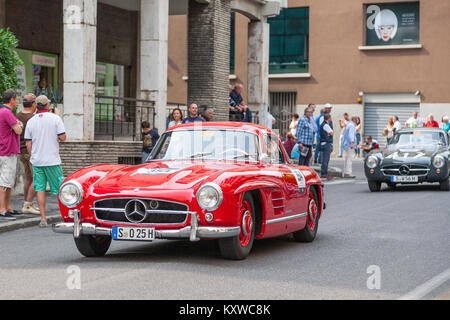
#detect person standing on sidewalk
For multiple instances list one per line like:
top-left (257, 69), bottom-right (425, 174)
top-left (342, 116), bottom-right (357, 178)
top-left (16, 94), bottom-right (40, 215)
top-left (296, 107), bottom-right (315, 166)
top-left (320, 113), bottom-right (334, 180)
top-left (0, 90), bottom-right (24, 221)
top-left (24, 95), bottom-right (66, 227)
top-left (338, 113), bottom-right (349, 158)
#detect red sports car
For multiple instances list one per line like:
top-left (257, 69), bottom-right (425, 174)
top-left (53, 122), bottom-right (325, 260)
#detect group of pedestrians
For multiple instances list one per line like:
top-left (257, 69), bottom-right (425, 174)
top-left (0, 90), bottom-right (65, 226)
top-left (286, 103), bottom-right (338, 180)
top-left (382, 112), bottom-right (450, 145)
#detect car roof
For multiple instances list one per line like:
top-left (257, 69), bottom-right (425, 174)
top-left (166, 121), bottom-right (274, 135)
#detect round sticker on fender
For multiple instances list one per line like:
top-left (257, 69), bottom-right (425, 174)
top-left (288, 167), bottom-right (306, 194)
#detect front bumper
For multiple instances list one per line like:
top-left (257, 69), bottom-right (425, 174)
top-left (52, 210), bottom-right (241, 242)
top-left (365, 164), bottom-right (449, 183)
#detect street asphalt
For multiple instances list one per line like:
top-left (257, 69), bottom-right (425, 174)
top-left (0, 158), bottom-right (448, 300)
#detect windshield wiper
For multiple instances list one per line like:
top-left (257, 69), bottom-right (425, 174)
top-left (230, 153), bottom-right (253, 160)
top-left (189, 152), bottom-right (212, 159)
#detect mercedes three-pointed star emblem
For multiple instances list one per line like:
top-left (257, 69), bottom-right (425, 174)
top-left (124, 199), bottom-right (147, 223)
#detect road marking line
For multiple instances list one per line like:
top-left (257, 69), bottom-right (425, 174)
top-left (324, 180), bottom-right (356, 185)
top-left (398, 267), bottom-right (450, 300)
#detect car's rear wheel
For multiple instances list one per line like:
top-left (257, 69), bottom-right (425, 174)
top-left (74, 235), bottom-right (112, 257)
top-left (368, 180), bottom-right (382, 192)
top-left (293, 187), bottom-right (319, 242)
top-left (439, 177), bottom-right (450, 191)
top-left (218, 193), bottom-right (255, 260)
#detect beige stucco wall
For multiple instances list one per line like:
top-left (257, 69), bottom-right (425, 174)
top-left (269, 0), bottom-right (450, 105)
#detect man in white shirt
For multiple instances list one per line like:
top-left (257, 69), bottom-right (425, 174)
top-left (25, 95), bottom-right (66, 227)
top-left (393, 116), bottom-right (402, 132)
top-left (266, 112), bottom-right (276, 130)
top-left (405, 112), bottom-right (423, 128)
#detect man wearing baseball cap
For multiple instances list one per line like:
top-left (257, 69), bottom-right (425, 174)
top-left (24, 95), bottom-right (66, 227)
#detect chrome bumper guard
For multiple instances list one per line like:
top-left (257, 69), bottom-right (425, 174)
top-left (52, 210), bottom-right (241, 242)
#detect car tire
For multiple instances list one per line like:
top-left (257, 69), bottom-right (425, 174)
top-left (218, 193), bottom-right (255, 260)
top-left (293, 187), bottom-right (319, 243)
top-left (439, 177), bottom-right (450, 191)
top-left (368, 180), bottom-right (382, 192)
top-left (74, 235), bottom-right (112, 257)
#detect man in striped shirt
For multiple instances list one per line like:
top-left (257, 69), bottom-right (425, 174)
top-left (296, 107), bottom-right (315, 166)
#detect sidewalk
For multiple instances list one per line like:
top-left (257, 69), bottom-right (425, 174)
top-left (0, 194), bottom-right (61, 234)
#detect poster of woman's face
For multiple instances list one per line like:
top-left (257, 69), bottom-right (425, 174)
top-left (374, 9), bottom-right (398, 42)
top-left (365, 3), bottom-right (419, 46)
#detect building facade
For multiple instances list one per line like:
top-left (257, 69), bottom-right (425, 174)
top-left (169, 0), bottom-right (450, 149)
top-left (1, 0), bottom-right (449, 182)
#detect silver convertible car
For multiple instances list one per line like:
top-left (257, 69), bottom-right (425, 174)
top-left (364, 128), bottom-right (450, 192)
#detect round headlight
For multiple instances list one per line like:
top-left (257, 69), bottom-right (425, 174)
top-left (59, 180), bottom-right (84, 208)
top-left (433, 155), bottom-right (445, 168)
top-left (196, 183), bottom-right (223, 211)
top-left (366, 156), bottom-right (379, 169)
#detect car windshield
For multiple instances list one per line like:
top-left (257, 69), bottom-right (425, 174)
top-left (148, 129), bottom-right (260, 162)
top-left (388, 131), bottom-right (446, 149)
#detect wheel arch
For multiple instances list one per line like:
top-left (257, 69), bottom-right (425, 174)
top-left (244, 189), bottom-right (264, 238)
top-left (308, 184), bottom-right (324, 218)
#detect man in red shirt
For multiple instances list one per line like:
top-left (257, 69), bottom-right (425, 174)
top-left (0, 90), bottom-right (23, 220)
top-left (425, 114), bottom-right (439, 128)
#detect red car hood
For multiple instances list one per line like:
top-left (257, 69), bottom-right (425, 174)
top-left (94, 160), bottom-right (251, 191)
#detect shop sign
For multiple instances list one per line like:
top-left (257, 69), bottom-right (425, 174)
top-left (32, 54), bottom-right (57, 67)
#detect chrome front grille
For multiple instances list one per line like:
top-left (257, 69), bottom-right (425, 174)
top-left (92, 198), bottom-right (189, 225)
top-left (381, 164), bottom-right (429, 176)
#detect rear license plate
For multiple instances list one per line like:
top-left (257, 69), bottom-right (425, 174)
top-left (391, 176), bottom-right (419, 183)
top-left (112, 226), bottom-right (155, 241)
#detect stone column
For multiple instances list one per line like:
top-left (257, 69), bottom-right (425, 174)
top-left (139, 0), bottom-right (168, 134)
top-left (63, 0), bottom-right (97, 141)
top-left (247, 19), bottom-right (270, 126)
top-left (188, 0), bottom-right (230, 121)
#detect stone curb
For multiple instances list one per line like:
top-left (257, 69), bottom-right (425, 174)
top-left (0, 213), bottom-right (61, 234)
top-left (310, 165), bottom-right (343, 178)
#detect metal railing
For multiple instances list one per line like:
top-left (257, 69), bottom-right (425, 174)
top-left (94, 95), bottom-right (155, 141)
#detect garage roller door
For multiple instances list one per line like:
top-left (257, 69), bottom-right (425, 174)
top-left (364, 103), bottom-right (420, 148)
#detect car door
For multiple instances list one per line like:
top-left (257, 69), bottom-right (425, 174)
top-left (262, 134), bottom-right (307, 237)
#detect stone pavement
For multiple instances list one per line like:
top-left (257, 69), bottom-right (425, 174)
top-left (0, 194), bottom-right (61, 234)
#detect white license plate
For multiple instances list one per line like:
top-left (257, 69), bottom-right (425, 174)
top-left (112, 226), bottom-right (155, 241)
top-left (391, 176), bottom-right (419, 183)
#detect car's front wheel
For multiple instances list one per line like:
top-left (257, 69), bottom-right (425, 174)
top-left (293, 187), bottom-right (319, 242)
top-left (439, 177), bottom-right (450, 191)
top-left (218, 193), bottom-right (255, 260)
top-left (368, 180), bottom-right (382, 192)
top-left (74, 235), bottom-right (112, 257)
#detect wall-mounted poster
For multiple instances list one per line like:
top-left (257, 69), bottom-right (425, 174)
top-left (366, 2), bottom-right (419, 46)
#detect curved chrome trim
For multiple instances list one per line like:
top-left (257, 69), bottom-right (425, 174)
top-left (196, 182), bottom-right (223, 211)
top-left (266, 212), bottom-right (307, 225)
top-left (52, 222), bottom-right (240, 240)
top-left (58, 180), bottom-right (84, 208)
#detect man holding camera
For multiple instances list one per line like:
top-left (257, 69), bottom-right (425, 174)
top-left (25, 95), bottom-right (66, 227)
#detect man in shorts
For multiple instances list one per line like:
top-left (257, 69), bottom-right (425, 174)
top-left (16, 94), bottom-right (40, 215)
top-left (0, 90), bottom-right (24, 220)
top-left (25, 95), bottom-right (66, 227)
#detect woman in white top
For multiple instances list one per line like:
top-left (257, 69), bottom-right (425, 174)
top-left (383, 117), bottom-right (395, 144)
top-left (168, 108), bottom-right (183, 128)
top-left (289, 113), bottom-right (300, 137)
